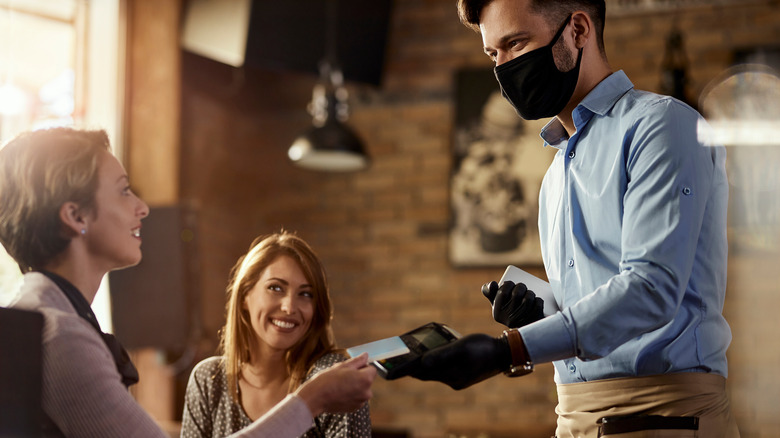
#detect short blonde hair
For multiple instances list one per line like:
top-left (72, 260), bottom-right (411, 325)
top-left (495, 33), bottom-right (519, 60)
top-left (0, 128), bottom-right (110, 272)
top-left (220, 230), bottom-right (336, 402)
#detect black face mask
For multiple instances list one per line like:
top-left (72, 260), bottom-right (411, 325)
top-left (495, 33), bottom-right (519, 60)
top-left (494, 15), bottom-right (582, 120)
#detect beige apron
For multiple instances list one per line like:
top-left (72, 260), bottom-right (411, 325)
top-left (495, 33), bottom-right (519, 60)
top-left (554, 373), bottom-right (740, 438)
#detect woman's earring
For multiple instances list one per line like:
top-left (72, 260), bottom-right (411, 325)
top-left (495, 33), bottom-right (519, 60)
top-left (81, 228), bottom-right (87, 235)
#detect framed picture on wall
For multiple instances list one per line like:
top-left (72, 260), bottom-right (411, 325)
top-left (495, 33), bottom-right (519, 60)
top-left (448, 68), bottom-right (556, 267)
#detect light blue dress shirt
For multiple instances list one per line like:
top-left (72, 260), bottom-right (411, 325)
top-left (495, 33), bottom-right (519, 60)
top-left (519, 70), bottom-right (731, 384)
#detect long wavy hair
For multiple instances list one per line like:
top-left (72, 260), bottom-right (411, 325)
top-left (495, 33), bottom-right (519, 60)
top-left (220, 230), bottom-right (336, 402)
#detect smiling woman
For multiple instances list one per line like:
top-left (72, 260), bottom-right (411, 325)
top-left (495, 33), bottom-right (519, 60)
top-left (242, 255), bottom-right (315, 358)
top-left (0, 127), bottom-right (164, 436)
top-left (181, 231), bottom-right (372, 438)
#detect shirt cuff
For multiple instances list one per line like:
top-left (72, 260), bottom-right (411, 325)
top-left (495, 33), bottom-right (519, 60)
top-left (519, 311), bottom-right (577, 364)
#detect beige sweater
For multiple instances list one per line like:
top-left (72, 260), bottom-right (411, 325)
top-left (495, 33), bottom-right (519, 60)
top-left (9, 272), bottom-right (314, 438)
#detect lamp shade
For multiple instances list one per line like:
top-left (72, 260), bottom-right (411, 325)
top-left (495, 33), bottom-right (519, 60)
top-left (288, 119), bottom-right (369, 172)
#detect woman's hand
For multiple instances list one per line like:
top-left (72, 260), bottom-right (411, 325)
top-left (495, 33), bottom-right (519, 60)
top-left (295, 353), bottom-right (377, 416)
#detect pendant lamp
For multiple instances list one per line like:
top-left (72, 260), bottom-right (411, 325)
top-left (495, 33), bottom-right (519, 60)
top-left (287, 0), bottom-right (369, 172)
top-left (288, 63), bottom-right (369, 171)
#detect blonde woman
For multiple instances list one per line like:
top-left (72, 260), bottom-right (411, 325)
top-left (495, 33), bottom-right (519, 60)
top-left (181, 231), bottom-right (372, 438)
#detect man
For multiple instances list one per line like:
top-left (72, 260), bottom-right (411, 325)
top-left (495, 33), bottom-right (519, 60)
top-left (410, 1), bottom-right (739, 436)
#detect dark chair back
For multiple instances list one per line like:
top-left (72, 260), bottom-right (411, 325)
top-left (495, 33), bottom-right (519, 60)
top-left (0, 306), bottom-right (43, 438)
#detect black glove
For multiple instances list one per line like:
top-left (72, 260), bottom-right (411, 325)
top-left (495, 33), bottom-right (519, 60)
top-left (409, 333), bottom-right (511, 390)
top-left (482, 280), bottom-right (544, 328)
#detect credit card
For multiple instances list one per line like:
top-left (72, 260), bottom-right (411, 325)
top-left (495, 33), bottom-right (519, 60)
top-left (346, 336), bottom-right (411, 362)
top-left (500, 264), bottom-right (559, 315)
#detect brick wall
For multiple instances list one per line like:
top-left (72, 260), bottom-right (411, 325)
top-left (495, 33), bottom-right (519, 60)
top-left (180, 1), bottom-right (780, 436)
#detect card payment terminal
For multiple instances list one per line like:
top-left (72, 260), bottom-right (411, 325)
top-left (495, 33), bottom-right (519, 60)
top-left (347, 322), bottom-right (462, 380)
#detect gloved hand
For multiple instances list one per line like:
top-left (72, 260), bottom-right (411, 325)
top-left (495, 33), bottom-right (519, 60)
top-left (482, 280), bottom-right (544, 328)
top-left (409, 333), bottom-right (511, 390)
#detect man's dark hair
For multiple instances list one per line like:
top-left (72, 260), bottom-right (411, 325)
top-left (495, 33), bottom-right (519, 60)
top-left (457, 0), bottom-right (606, 54)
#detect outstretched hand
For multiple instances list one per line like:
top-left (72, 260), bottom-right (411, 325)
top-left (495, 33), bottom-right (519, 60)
top-left (296, 353), bottom-right (377, 416)
top-left (482, 280), bottom-right (544, 328)
top-left (409, 333), bottom-right (511, 390)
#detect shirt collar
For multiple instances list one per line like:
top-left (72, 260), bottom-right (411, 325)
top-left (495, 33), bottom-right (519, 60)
top-left (40, 270), bottom-right (140, 387)
top-left (41, 270), bottom-right (102, 332)
top-left (540, 118), bottom-right (568, 149)
top-left (541, 70), bottom-right (634, 149)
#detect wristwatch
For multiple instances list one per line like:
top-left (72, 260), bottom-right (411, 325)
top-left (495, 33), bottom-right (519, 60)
top-left (503, 328), bottom-right (534, 377)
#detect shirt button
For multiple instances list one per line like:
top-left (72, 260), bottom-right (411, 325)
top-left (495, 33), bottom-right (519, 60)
top-left (568, 363), bottom-right (576, 373)
top-left (568, 150), bottom-right (576, 159)
top-left (568, 259), bottom-right (574, 267)
top-left (682, 187), bottom-right (692, 195)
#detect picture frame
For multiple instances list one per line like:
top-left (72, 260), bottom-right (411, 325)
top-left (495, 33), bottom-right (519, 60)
top-left (448, 68), bottom-right (556, 267)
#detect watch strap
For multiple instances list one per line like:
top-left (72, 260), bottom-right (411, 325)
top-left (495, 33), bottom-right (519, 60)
top-left (503, 328), bottom-right (533, 377)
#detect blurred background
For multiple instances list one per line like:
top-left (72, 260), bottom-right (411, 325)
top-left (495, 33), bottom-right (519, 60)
top-left (0, 0), bottom-right (778, 437)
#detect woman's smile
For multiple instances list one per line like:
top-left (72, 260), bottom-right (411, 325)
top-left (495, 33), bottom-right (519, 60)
top-left (269, 317), bottom-right (298, 331)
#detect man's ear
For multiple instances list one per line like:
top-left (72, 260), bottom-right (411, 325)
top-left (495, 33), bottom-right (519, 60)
top-left (571, 11), bottom-right (592, 49)
top-left (59, 202), bottom-right (87, 237)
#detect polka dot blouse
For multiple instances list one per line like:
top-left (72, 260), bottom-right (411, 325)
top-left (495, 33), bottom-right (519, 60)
top-left (180, 352), bottom-right (372, 438)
